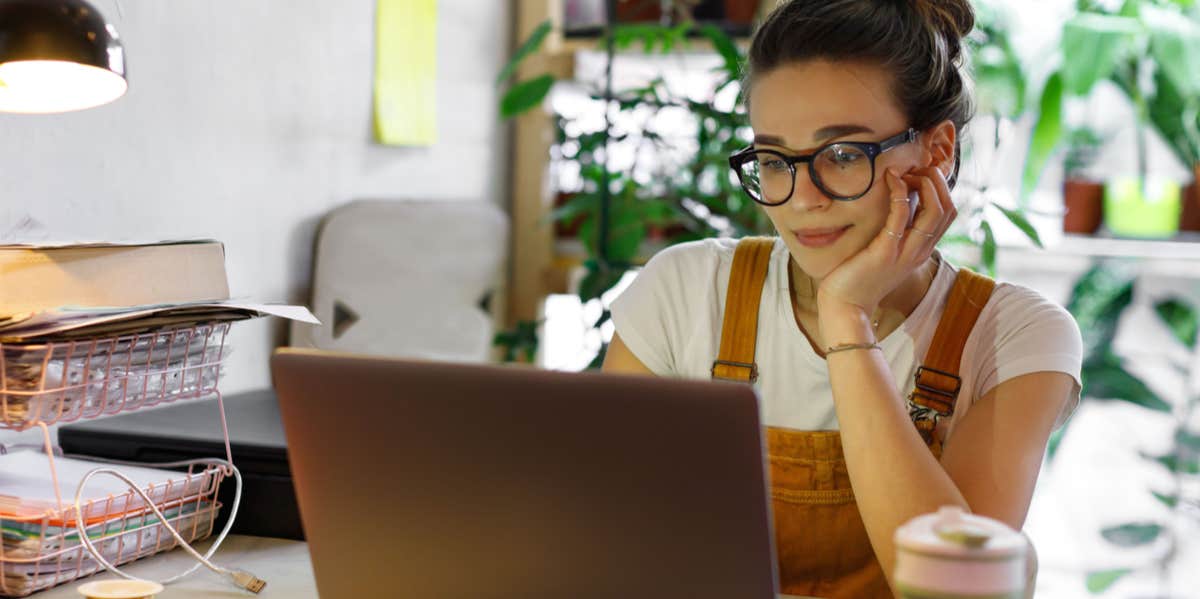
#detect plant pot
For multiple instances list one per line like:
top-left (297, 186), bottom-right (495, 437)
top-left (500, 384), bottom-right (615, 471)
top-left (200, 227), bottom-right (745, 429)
top-left (615, 0), bottom-right (662, 23)
top-left (723, 0), bottom-right (759, 24)
top-left (1180, 164), bottom-right (1200, 232)
top-left (1062, 180), bottom-right (1104, 234)
top-left (1103, 176), bottom-right (1182, 239)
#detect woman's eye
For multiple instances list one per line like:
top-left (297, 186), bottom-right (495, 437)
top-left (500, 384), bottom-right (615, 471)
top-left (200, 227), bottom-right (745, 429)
top-left (760, 157), bottom-right (788, 171)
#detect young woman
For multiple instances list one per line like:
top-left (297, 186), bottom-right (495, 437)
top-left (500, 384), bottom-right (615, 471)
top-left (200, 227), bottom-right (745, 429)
top-left (602, 1), bottom-right (1083, 597)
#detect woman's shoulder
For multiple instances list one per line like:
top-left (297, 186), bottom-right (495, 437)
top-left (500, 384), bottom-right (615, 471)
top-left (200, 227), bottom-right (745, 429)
top-left (642, 236), bottom-right (781, 277)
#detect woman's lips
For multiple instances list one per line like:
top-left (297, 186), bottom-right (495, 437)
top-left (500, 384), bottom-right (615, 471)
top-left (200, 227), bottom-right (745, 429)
top-left (792, 226), bottom-right (850, 248)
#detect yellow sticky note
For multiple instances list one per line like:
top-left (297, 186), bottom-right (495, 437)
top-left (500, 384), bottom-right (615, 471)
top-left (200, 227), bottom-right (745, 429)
top-left (374, 0), bottom-right (437, 146)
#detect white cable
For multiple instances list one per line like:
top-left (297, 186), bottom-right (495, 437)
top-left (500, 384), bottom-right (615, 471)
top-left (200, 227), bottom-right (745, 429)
top-left (69, 457), bottom-right (264, 592)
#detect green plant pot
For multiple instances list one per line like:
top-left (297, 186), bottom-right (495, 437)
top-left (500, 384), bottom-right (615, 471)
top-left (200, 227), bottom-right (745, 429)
top-left (1103, 176), bottom-right (1181, 238)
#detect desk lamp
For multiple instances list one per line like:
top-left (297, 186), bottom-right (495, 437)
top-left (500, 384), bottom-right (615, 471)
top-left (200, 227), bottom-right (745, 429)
top-left (0, 0), bottom-right (126, 113)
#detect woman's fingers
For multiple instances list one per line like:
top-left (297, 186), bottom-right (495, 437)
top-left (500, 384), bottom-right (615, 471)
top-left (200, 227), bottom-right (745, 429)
top-left (880, 169), bottom-right (914, 253)
top-left (900, 169), bottom-right (947, 260)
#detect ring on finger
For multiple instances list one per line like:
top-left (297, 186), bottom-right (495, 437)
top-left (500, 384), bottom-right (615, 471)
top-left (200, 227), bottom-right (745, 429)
top-left (911, 228), bottom-right (936, 238)
top-left (885, 229), bottom-right (903, 239)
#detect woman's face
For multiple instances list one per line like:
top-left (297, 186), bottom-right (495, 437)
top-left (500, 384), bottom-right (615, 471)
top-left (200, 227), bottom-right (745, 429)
top-left (747, 59), bottom-right (928, 280)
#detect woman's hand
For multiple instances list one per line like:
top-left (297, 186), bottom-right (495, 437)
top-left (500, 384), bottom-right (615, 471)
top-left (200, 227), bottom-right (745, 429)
top-left (815, 165), bottom-right (957, 338)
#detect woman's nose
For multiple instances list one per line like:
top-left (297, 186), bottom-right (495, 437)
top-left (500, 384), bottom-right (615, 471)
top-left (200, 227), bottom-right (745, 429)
top-left (787, 169), bottom-right (831, 212)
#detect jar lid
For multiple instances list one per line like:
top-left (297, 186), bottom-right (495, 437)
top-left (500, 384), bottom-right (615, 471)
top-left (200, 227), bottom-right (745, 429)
top-left (894, 506), bottom-right (1026, 560)
top-left (76, 580), bottom-right (164, 599)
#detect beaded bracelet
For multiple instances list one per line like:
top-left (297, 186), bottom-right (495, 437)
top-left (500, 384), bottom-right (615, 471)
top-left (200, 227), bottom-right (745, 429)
top-left (825, 342), bottom-right (882, 355)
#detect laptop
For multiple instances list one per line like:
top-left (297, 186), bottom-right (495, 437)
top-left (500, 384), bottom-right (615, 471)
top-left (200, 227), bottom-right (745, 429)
top-left (270, 348), bottom-right (778, 599)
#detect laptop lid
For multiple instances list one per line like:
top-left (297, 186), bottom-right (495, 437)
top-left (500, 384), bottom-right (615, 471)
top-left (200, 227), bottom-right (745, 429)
top-left (270, 348), bottom-right (777, 599)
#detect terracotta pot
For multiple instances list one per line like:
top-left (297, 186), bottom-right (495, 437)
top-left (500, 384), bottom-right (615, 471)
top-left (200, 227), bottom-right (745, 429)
top-left (615, 0), bottom-right (662, 22)
top-left (723, 0), bottom-right (759, 24)
top-left (1181, 164), bottom-right (1200, 232)
top-left (1062, 180), bottom-right (1104, 234)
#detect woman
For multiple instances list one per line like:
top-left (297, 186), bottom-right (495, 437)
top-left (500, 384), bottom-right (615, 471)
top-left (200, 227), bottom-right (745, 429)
top-left (602, 1), bottom-right (1083, 597)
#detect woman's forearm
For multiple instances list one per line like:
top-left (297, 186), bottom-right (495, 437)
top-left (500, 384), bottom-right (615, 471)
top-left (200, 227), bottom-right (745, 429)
top-left (820, 302), bottom-right (968, 589)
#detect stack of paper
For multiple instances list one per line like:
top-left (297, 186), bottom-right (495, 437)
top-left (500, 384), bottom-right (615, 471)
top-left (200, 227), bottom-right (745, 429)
top-left (0, 451), bottom-right (221, 596)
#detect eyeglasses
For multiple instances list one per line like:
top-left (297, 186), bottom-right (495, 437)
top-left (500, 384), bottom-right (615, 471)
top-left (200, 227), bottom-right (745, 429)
top-left (728, 128), bottom-right (919, 205)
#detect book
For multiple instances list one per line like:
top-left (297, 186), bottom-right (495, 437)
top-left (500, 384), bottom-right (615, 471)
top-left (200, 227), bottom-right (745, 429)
top-left (0, 241), bottom-right (229, 318)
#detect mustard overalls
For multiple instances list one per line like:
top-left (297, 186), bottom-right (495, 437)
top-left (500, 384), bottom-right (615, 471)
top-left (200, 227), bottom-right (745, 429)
top-left (710, 237), bottom-right (996, 598)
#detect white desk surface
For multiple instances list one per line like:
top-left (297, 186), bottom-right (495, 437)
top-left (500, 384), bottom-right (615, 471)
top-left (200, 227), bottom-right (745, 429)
top-left (28, 535), bottom-right (815, 599)
top-left (31, 535), bottom-right (317, 599)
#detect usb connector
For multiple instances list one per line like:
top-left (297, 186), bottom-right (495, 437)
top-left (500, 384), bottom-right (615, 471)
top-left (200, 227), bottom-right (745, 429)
top-left (229, 569), bottom-right (267, 594)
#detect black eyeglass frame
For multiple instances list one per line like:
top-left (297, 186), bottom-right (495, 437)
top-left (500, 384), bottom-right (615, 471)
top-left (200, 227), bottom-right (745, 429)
top-left (728, 128), bottom-right (919, 204)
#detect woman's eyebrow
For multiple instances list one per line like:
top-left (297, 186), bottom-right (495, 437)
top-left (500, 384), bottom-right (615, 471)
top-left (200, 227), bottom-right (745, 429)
top-left (753, 124), bottom-right (877, 149)
top-left (812, 124), bottom-right (875, 141)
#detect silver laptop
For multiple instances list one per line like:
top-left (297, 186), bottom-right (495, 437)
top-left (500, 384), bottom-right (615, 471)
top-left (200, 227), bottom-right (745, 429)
top-left (270, 348), bottom-right (778, 598)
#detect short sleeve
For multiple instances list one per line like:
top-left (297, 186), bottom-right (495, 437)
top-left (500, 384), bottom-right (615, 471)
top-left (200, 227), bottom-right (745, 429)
top-left (609, 241), bottom-right (715, 376)
top-left (967, 284), bottom-right (1084, 429)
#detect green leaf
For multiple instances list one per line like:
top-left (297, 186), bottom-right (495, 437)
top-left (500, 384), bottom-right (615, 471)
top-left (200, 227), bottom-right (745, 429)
top-left (496, 20), bottom-right (552, 87)
top-left (1143, 4), bottom-right (1200, 98)
top-left (993, 203), bottom-right (1044, 248)
top-left (1022, 72), bottom-right (1064, 201)
top-left (1067, 264), bottom-right (1135, 361)
top-left (699, 24), bottom-right (742, 81)
top-left (1082, 355), bottom-right (1171, 412)
top-left (1148, 453), bottom-right (1200, 474)
top-left (1154, 298), bottom-right (1198, 348)
top-left (578, 261), bottom-right (627, 302)
top-left (500, 74), bottom-right (555, 119)
top-left (1177, 429), bottom-right (1200, 452)
top-left (1061, 14), bottom-right (1141, 97)
top-left (980, 220), bottom-right (997, 276)
top-left (1153, 491), bottom-right (1179, 508)
top-left (1086, 569), bottom-right (1132, 593)
top-left (1101, 523), bottom-right (1163, 547)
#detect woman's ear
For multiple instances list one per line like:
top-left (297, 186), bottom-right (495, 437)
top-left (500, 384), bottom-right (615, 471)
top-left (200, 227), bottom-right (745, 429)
top-left (923, 120), bottom-right (957, 179)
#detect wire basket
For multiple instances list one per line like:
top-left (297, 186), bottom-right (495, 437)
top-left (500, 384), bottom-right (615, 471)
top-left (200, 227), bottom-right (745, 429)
top-left (0, 323), bottom-right (229, 430)
top-left (0, 461), bottom-right (224, 597)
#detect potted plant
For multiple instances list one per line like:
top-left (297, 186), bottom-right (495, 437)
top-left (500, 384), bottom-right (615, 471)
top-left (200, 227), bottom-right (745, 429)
top-left (1020, 0), bottom-right (1200, 236)
top-left (1062, 126), bottom-right (1106, 234)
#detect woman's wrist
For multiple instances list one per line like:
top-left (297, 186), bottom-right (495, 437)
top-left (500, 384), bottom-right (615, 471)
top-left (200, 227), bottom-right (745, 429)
top-left (817, 300), bottom-right (877, 345)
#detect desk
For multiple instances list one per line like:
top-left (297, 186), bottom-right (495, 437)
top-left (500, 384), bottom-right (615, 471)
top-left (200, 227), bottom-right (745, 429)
top-left (32, 535), bottom-right (317, 599)
top-left (29, 535), bottom-right (815, 598)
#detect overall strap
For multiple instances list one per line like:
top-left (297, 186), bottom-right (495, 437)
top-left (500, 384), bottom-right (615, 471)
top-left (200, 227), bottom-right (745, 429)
top-left (711, 237), bottom-right (776, 383)
top-left (910, 267), bottom-right (996, 453)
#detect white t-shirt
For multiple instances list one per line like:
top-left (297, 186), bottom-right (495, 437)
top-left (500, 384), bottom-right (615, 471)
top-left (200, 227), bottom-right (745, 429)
top-left (610, 237), bottom-right (1083, 440)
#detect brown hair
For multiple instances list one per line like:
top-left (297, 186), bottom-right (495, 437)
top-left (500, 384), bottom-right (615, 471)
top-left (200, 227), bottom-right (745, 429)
top-left (745, 0), bottom-right (976, 187)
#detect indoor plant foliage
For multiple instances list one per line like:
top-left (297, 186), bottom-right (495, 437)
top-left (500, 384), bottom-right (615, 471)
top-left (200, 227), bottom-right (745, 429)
top-left (1021, 0), bottom-right (1200, 235)
top-left (1057, 261), bottom-right (1200, 595)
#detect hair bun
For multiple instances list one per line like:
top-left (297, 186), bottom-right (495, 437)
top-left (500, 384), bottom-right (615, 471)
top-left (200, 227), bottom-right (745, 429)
top-left (910, 0), bottom-right (975, 60)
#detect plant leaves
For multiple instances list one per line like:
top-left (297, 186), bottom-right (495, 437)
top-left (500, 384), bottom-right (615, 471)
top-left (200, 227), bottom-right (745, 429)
top-left (1143, 4), bottom-right (1200, 98)
top-left (1101, 522), bottom-right (1163, 547)
top-left (1177, 429), bottom-right (1200, 452)
top-left (1148, 453), bottom-right (1200, 474)
top-left (500, 74), bottom-right (555, 119)
top-left (1153, 491), bottom-right (1179, 508)
top-left (496, 20), bottom-right (552, 87)
top-left (1082, 355), bottom-right (1171, 412)
top-left (1067, 264), bottom-right (1135, 361)
top-left (699, 25), bottom-right (742, 80)
top-left (1021, 72), bottom-right (1064, 202)
top-left (993, 202), bottom-right (1044, 248)
top-left (980, 219), bottom-right (997, 276)
top-left (1154, 298), bottom-right (1198, 348)
top-left (1061, 13), bottom-right (1141, 97)
top-left (1086, 569), bottom-right (1133, 593)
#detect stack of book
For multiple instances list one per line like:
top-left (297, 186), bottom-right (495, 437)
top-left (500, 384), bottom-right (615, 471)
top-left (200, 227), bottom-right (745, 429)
top-left (0, 240), bottom-right (315, 596)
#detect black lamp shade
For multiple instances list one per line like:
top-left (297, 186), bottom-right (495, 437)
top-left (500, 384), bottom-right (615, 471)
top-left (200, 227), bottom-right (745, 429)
top-left (0, 0), bottom-right (127, 113)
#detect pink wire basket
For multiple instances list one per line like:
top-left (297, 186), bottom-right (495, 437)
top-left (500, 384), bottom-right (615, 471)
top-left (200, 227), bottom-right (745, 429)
top-left (0, 323), bottom-right (230, 430)
top-left (0, 460), bottom-right (225, 597)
